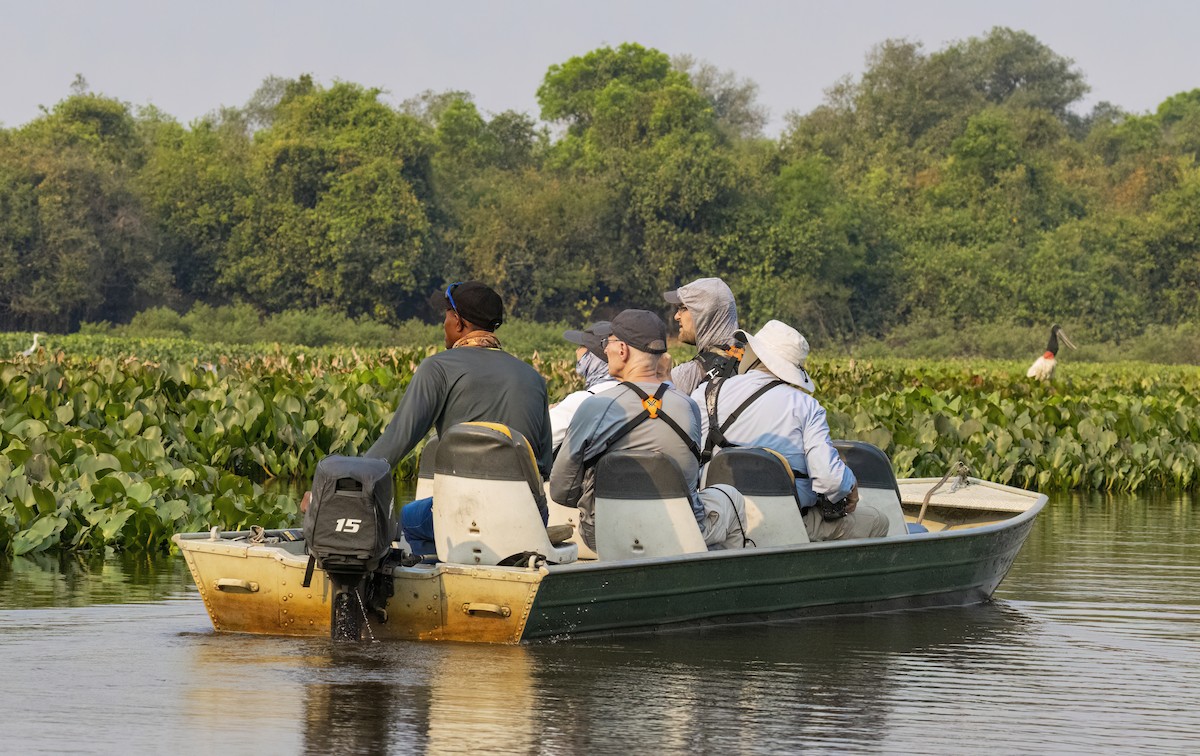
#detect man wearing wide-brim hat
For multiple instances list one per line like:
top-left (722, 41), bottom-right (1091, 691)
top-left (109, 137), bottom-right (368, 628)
top-left (692, 320), bottom-right (888, 542)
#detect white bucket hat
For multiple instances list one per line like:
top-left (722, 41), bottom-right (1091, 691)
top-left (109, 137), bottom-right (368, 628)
top-left (734, 320), bottom-right (815, 393)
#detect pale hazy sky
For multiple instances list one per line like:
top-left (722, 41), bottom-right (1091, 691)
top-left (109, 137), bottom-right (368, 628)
top-left (4, 1), bottom-right (1198, 134)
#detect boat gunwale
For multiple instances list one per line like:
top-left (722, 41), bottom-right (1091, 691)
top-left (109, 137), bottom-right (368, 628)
top-left (540, 485), bottom-right (1047, 576)
top-left (172, 488), bottom-right (1046, 578)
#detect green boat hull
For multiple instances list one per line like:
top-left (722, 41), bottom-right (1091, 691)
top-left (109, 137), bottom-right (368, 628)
top-left (523, 503), bottom-right (1040, 640)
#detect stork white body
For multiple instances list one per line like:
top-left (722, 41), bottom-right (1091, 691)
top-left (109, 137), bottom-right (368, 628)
top-left (1026, 353), bottom-right (1056, 380)
top-left (1026, 324), bottom-right (1075, 381)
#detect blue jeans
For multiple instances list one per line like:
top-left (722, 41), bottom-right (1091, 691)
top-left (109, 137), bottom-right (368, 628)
top-left (401, 497), bottom-right (436, 557)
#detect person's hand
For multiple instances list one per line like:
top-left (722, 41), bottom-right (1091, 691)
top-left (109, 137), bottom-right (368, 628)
top-left (843, 484), bottom-right (860, 514)
top-left (300, 490), bottom-right (312, 513)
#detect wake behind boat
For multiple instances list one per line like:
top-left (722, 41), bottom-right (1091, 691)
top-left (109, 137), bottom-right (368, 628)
top-left (173, 431), bottom-right (1046, 644)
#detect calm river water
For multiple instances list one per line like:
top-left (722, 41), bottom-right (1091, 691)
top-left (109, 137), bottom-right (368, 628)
top-left (1, 491), bottom-right (1197, 755)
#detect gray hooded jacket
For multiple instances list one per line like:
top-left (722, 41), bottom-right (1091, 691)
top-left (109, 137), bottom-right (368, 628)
top-left (670, 278), bottom-right (741, 395)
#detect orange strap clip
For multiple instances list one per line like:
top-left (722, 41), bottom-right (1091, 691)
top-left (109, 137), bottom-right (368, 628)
top-left (642, 396), bottom-right (662, 419)
top-left (726, 345), bottom-right (745, 360)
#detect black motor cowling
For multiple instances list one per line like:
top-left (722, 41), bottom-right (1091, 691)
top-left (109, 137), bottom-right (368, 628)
top-left (303, 455), bottom-right (395, 640)
top-left (304, 455), bottom-right (395, 574)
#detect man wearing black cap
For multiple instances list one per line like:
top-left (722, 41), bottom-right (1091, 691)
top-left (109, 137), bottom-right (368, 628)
top-left (550, 309), bottom-right (747, 551)
top-left (365, 281), bottom-right (553, 557)
top-left (549, 322), bottom-right (619, 452)
top-left (663, 277), bottom-right (743, 395)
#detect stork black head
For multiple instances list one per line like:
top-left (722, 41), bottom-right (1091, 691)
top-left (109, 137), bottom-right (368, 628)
top-left (1046, 324), bottom-right (1076, 355)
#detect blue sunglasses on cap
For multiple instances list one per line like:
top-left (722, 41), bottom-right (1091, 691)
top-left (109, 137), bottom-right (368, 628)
top-left (445, 281), bottom-right (463, 314)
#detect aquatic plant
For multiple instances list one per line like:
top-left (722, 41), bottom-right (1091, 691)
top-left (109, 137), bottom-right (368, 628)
top-left (2, 339), bottom-right (1198, 555)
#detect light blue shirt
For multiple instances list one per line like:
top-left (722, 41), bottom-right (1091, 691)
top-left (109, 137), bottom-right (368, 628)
top-left (692, 370), bottom-right (856, 508)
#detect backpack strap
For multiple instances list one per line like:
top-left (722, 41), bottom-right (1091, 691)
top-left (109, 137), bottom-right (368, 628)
top-left (585, 382), bottom-right (701, 466)
top-left (696, 340), bottom-right (747, 383)
top-left (702, 378), bottom-right (788, 462)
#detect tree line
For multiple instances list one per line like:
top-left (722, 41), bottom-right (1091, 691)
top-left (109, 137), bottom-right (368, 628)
top-left (1, 28), bottom-right (1198, 346)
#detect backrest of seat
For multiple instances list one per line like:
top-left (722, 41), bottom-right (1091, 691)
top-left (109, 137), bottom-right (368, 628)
top-left (833, 440), bottom-right (907, 537)
top-left (433, 423), bottom-right (576, 565)
top-left (593, 451), bottom-right (706, 560)
top-left (705, 447), bottom-right (809, 547)
top-left (414, 435), bottom-right (439, 500)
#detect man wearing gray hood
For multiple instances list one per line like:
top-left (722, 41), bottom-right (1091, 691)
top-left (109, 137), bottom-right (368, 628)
top-left (664, 277), bottom-right (743, 395)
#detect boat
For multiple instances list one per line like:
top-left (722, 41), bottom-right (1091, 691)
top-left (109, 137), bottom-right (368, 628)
top-left (174, 425), bottom-right (1046, 644)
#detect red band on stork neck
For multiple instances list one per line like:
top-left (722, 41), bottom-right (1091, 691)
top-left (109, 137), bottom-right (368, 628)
top-left (1043, 351), bottom-right (1055, 359)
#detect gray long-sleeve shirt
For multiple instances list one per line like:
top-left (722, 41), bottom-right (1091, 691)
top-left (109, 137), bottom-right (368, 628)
top-left (549, 381), bottom-right (704, 548)
top-left (366, 346), bottom-right (553, 479)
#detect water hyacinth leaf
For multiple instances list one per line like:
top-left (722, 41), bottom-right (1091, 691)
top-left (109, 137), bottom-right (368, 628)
top-left (6, 376), bottom-right (28, 403)
top-left (861, 427), bottom-right (893, 451)
top-left (156, 498), bottom-right (192, 523)
top-left (30, 484), bottom-right (57, 514)
top-left (27, 392), bottom-right (48, 419)
top-left (9, 418), bottom-right (48, 439)
top-left (121, 410), bottom-right (144, 436)
top-left (126, 481), bottom-right (154, 504)
top-left (77, 453), bottom-right (123, 477)
top-left (12, 515), bottom-right (67, 555)
top-left (958, 419), bottom-right (985, 440)
top-left (99, 509), bottom-right (136, 541)
top-left (5, 445), bottom-right (32, 467)
top-left (90, 475), bottom-right (127, 504)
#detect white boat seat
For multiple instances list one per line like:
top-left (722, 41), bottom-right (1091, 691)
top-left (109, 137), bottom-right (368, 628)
top-left (704, 447), bottom-right (810, 547)
top-left (593, 451), bottom-right (707, 560)
top-left (433, 423), bottom-right (578, 565)
top-left (414, 434), bottom-right (439, 501)
top-left (833, 440), bottom-right (909, 537)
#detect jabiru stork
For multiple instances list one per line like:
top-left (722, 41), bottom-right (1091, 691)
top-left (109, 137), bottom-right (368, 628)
top-left (1026, 324), bottom-right (1076, 380)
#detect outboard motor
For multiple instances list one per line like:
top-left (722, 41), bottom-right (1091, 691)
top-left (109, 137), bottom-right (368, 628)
top-left (302, 455), bottom-right (395, 641)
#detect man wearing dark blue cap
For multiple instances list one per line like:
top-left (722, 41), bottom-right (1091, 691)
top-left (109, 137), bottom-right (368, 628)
top-left (365, 281), bottom-right (553, 557)
top-left (549, 322), bottom-right (620, 453)
top-left (550, 309), bottom-right (747, 551)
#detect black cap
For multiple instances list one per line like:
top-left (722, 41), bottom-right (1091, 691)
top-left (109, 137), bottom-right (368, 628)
top-left (563, 321), bottom-right (610, 361)
top-left (594, 310), bottom-right (668, 354)
top-left (445, 281), bottom-right (504, 330)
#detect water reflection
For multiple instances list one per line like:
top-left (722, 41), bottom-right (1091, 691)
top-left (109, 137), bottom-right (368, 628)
top-left (522, 605), bottom-right (1032, 753)
top-left (255, 603), bottom-right (1032, 755)
top-left (0, 550), bottom-right (191, 608)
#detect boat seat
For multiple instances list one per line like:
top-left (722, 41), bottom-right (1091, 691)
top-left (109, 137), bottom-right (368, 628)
top-left (414, 434), bottom-right (439, 501)
top-left (704, 447), bottom-right (809, 547)
top-left (546, 484), bottom-right (598, 560)
top-left (593, 451), bottom-right (707, 560)
top-left (833, 440), bottom-right (908, 537)
top-left (432, 423), bottom-right (578, 566)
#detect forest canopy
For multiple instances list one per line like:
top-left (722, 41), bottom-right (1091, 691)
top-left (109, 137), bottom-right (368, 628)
top-left (1, 29), bottom-right (1197, 345)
